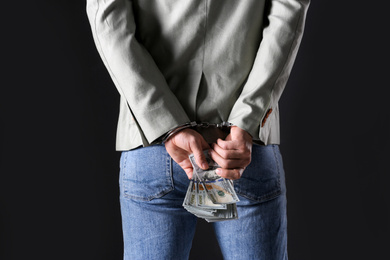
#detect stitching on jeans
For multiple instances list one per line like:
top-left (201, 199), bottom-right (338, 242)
top-left (167, 151), bottom-right (174, 190)
top-left (234, 145), bottom-right (282, 203)
top-left (237, 189), bottom-right (282, 203)
top-left (123, 146), bottom-right (174, 201)
top-left (272, 145), bottom-right (282, 189)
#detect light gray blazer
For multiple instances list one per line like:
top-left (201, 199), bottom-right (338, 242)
top-left (86, 0), bottom-right (310, 151)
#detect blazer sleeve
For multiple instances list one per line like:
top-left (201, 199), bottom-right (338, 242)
top-left (86, 0), bottom-right (190, 144)
top-left (227, 0), bottom-right (310, 138)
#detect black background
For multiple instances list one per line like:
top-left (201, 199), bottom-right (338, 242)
top-left (1, 1), bottom-right (389, 259)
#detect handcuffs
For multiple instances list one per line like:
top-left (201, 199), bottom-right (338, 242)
top-left (161, 121), bottom-right (233, 143)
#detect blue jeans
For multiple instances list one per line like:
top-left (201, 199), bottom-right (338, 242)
top-left (119, 144), bottom-right (287, 260)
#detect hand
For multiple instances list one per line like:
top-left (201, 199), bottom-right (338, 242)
top-left (164, 128), bottom-right (210, 179)
top-left (209, 126), bottom-right (252, 180)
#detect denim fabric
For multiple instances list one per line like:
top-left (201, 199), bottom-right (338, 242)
top-left (119, 144), bottom-right (287, 260)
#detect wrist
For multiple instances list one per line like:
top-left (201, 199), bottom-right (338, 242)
top-left (162, 121), bottom-right (234, 143)
top-left (162, 121), bottom-right (198, 143)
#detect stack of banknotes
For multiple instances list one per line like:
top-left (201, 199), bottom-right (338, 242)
top-left (183, 151), bottom-right (240, 222)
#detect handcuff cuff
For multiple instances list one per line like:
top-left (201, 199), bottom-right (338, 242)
top-left (161, 121), bottom-right (233, 143)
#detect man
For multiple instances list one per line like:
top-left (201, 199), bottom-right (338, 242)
top-left (86, 0), bottom-right (310, 259)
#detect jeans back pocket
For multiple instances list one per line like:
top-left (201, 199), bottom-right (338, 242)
top-left (120, 145), bottom-right (173, 201)
top-left (234, 144), bottom-right (283, 203)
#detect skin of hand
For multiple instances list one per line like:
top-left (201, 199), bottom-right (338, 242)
top-left (209, 126), bottom-right (253, 180)
top-left (164, 128), bottom-right (210, 179)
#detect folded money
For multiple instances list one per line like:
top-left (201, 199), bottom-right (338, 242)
top-left (182, 151), bottom-right (239, 222)
top-left (189, 153), bottom-right (239, 205)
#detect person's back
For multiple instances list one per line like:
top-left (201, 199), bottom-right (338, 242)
top-left (86, 0), bottom-right (310, 259)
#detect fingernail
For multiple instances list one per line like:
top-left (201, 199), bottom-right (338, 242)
top-left (216, 168), bottom-right (222, 175)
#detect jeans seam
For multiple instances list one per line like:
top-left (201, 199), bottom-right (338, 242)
top-left (272, 145), bottom-right (282, 190)
top-left (167, 152), bottom-right (174, 191)
top-left (120, 152), bottom-right (128, 198)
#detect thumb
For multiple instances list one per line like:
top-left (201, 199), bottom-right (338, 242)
top-left (190, 138), bottom-right (210, 170)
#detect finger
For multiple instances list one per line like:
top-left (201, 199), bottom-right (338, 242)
top-left (217, 138), bottom-right (250, 152)
top-left (177, 160), bottom-right (195, 179)
top-left (183, 168), bottom-right (193, 179)
top-left (168, 129), bottom-right (210, 170)
top-left (211, 143), bottom-right (251, 168)
top-left (215, 168), bottom-right (245, 180)
top-left (216, 140), bottom-right (252, 165)
top-left (216, 138), bottom-right (237, 150)
top-left (210, 149), bottom-right (249, 169)
top-left (212, 143), bottom-right (242, 159)
top-left (191, 147), bottom-right (209, 170)
top-left (188, 139), bottom-right (210, 170)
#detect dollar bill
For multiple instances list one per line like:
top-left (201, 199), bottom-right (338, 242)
top-left (189, 152), bottom-right (239, 205)
top-left (182, 150), bottom-right (239, 222)
top-left (204, 203), bottom-right (238, 222)
top-left (195, 178), bottom-right (227, 210)
top-left (182, 179), bottom-right (197, 208)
